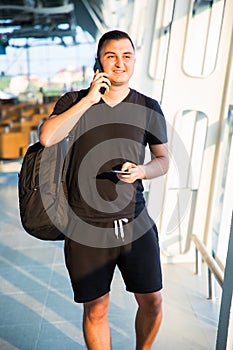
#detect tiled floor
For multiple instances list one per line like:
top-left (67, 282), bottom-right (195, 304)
top-left (0, 167), bottom-right (221, 349)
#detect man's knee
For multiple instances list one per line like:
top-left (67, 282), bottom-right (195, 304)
top-left (134, 291), bottom-right (162, 315)
top-left (83, 293), bottom-right (110, 322)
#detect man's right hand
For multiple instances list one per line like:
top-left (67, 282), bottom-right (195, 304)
top-left (88, 69), bottom-right (111, 104)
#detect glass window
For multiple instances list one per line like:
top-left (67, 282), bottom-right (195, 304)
top-left (170, 110), bottom-right (208, 190)
top-left (183, 0), bottom-right (224, 77)
top-left (148, 0), bottom-right (175, 80)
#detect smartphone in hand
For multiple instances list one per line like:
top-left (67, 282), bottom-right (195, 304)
top-left (93, 58), bottom-right (106, 94)
top-left (111, 170), bottom-right (131, 175)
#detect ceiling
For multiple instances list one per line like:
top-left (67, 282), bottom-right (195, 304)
top-left (0, 0), bottom-right (112, 47)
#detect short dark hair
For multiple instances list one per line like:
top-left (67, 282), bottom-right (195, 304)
top-left (97, 30), bottom-right (135, 57)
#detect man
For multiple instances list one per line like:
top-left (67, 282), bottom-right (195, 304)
top-left (40, 30), bottom-right (169, 350)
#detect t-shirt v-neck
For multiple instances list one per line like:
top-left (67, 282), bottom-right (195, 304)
top-left (99, 88), bottom-right (132, 109)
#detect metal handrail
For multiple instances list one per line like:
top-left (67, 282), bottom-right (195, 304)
top-left (191, 233), bottom-right (224, 287)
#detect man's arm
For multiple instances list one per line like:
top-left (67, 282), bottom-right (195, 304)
top-left (119, 143), bottom-right (169, 183)
top-left (142, 143), bottom-right (169, 179)
top-left (39, 70), bottom-right (110, 147)
top-left (39, 96), bottom-right (94, 147)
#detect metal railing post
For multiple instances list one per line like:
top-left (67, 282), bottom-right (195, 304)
top-left (216, 212), bottom-right (233, 350)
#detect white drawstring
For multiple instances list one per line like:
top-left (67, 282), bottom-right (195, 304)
top-left (114, 218), bottom-right (129, 241)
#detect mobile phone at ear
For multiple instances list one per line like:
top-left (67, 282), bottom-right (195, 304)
top-left (93, 58), bottom-right (106, 94)
top-left (94, 58), bottom-right (103, 72)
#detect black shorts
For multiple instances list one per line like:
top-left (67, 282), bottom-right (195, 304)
top-left (64, 224), bottom-right (162, 303)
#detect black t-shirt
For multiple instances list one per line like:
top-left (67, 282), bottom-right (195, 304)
top-left (51, 88), bottom-right (167, 224)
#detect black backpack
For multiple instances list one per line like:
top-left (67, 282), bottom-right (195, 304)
top-left (18, 90), bottom-right (88, 241)
top-left (18, 139), bottom-right (70, 240)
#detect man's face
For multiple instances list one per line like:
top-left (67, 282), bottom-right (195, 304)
top-left (99, 38), bottom-right (135, 87)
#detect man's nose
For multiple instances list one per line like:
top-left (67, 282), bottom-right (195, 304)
top-left (115, 56), bottom-right (124, 66)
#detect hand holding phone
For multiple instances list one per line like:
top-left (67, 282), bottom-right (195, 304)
top-left (111, 170), bottom-right (131, 175)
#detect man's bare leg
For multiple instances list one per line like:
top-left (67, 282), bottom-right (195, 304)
top-left (83, 293), bottom-right (111, 350)
top-left (134, 291), bottom-right (162, 350)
